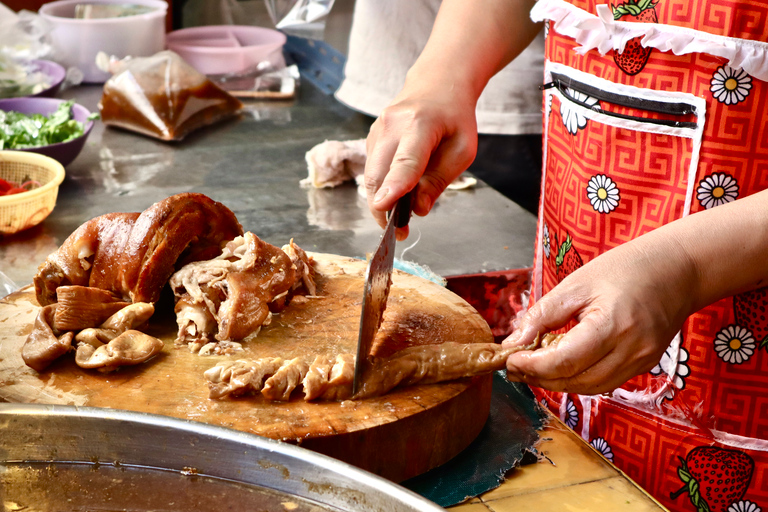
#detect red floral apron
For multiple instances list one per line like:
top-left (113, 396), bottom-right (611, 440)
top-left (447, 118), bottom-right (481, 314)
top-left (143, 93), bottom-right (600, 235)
top-left (529, 1), bottom-right (768, 510)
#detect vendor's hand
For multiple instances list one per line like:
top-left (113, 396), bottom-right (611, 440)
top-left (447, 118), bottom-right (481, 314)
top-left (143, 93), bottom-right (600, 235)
top-left (502, 234), bottom-right (697, 395)
top-left (364, 81), bottom-right (478, 240)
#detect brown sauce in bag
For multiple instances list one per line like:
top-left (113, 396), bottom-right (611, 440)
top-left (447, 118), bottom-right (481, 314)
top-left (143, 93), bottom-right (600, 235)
top-left (99, 51), bottom-right (243, 141)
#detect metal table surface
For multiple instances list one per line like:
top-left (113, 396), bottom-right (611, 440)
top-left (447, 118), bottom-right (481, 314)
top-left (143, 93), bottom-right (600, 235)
top-left (0, 83), bottom-right (537, 288)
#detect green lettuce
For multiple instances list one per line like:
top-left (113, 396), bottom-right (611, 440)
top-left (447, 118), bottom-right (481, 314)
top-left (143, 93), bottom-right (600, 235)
top-left (0, 100), bottom-right (97, 150)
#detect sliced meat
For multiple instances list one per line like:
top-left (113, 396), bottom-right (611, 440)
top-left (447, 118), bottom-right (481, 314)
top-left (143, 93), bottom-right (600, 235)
top-left (22, 304), bottom-right (74, 372)
top-left (171, 232), bottom-right (312, 349)
top-left (282, 239), bottom-right (316, 296)
top-left (320, 353), bottom-right (354, 401)
top-left (75, 330), bottom-right (163, 370)
top-left (302, 355), bottom-right (333, 401)
top-left (204, 357), bottom-right (283, 399)
top-left (261, 357), bottom-right (310, 401)
top-left (75, 302), bottom-right (155, 346)
top-left (53, 286), bottom-right (130, 332)
top-left (206, 334), bottom-right (563, 402)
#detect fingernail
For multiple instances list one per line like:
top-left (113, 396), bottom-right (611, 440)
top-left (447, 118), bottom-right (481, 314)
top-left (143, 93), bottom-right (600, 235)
top-left (373, 187), bottom-right (389, 204)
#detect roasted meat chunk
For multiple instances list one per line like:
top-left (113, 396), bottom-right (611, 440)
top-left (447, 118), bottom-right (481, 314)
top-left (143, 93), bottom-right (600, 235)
top-left (34, 193), bottom-right (243, 306)
top-left (170, 232), bottom-right (316, 351)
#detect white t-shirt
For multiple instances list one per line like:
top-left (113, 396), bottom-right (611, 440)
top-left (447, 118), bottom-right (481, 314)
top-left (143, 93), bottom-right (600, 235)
top-left (334, 0), bottom-right (545, 135)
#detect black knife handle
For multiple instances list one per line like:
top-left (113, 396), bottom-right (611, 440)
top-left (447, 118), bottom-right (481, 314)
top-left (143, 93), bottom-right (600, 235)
top-left (394, 191), bottom-right (413, 229)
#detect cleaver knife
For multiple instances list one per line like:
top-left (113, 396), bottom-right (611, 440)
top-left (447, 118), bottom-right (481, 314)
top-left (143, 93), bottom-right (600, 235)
top-left (353, 192), bottom-right (413, 395)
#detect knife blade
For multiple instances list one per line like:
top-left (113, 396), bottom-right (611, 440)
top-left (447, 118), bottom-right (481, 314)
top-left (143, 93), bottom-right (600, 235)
top-left (353, 192), bottom-right (412, 395)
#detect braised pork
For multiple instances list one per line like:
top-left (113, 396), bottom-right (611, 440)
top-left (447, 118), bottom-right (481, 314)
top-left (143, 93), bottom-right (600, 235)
top-left (205, 334), bottom-right (563, 402)
top-left (170, 232), bottom-right (316, 352)
top-left (75, 330), bottom-right (163, 370)
top-left (34, 193), bottom-right (243, 306)
top-left (21, 305), bottom-right (74, 372)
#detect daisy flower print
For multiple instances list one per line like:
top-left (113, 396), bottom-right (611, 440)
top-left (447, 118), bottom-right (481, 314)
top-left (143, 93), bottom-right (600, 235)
top-left (697, 173), bottom-right (738, 209)
top-left (560, 88), bottom-right (598, 135)
top-left (564, 397), bottom-right (578, 429)
top-left (590, 438), bottom-right (614, 462)
top-left (711, 66), bottom-right (752, 105)
top-left (728, 501), bottom-right (761, 512)
top-left (587, 175), bottom-right (620, 214)
top-left (714, 325), bottom-right (755, 365)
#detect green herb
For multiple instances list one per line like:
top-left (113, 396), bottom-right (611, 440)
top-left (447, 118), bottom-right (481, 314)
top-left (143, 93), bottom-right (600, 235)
top-left (0, 100), bottom-right (96, 150)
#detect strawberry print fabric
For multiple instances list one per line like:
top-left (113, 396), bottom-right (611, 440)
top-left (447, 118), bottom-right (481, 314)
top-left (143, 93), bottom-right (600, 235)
top-left (531, 1), bottom-right (768, 511)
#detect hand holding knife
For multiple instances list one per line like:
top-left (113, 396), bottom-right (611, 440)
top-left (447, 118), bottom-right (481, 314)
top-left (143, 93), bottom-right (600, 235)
top-left (353, 191), bottom-right (413, 395)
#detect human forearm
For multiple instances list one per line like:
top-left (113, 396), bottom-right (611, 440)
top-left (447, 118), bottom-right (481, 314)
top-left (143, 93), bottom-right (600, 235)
top-left (670, 190), bottom-right (768, 311)
top-left (404, 0), bottom-right (541, 101)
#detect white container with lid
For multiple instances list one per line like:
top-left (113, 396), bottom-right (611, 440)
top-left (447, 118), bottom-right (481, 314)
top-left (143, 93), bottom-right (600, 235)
top-left (39, 0), bottom-right (168, 83)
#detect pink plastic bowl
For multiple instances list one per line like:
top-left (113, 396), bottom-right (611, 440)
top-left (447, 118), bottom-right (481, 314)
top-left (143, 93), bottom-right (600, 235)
top-left (166, 26), bottom-right (286, 75)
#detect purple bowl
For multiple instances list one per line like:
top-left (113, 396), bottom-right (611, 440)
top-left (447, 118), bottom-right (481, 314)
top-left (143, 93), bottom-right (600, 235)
top-left (0, 97), bottom-right (94, 167)
top-left (28, 60), bottom-right (67, 98)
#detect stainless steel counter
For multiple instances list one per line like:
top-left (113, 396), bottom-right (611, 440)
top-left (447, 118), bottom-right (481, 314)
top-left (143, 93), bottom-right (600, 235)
top-left (0, 83), bottom-right (537, 287)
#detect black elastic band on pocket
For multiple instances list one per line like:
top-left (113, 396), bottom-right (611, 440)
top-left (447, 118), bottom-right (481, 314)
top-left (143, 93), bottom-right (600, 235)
top-left (545, 73), bottom-right (699, 129)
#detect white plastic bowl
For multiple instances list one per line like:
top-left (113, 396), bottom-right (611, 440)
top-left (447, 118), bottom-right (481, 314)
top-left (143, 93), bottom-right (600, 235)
top-left (166, 26), bottom-right (286, 75)
top-left (40, 0), bottom-right (167, 83)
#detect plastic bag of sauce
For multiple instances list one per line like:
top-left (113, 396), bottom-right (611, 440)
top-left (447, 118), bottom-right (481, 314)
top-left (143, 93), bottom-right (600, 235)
top-left (98, 51), bottom-right (243, 141)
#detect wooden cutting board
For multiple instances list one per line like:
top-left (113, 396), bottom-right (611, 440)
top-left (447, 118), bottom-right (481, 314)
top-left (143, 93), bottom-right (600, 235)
top-left (0, 253), bottom-right (493, 482)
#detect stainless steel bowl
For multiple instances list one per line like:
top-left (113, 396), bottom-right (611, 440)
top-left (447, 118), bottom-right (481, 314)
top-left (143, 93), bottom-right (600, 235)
top-left (0, 403), bottom-right (445, 511)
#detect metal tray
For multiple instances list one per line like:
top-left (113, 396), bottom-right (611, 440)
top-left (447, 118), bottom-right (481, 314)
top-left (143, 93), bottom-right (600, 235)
top-left (0, 403), bottom-right (445, 511)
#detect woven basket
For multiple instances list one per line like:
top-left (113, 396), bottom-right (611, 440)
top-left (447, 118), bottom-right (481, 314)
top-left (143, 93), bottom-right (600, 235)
top-left (0, 151), bottom-right (65, 235)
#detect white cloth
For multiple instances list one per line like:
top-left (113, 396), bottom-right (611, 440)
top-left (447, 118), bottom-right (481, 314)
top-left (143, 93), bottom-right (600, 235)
top-left (334, 0), bottom-right (545, 135)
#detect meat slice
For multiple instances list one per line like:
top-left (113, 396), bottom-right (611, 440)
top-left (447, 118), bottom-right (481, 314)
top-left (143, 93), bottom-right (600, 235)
top-left (75, 302), bottom-right (155, 346)
top-left (281, 239), bottom-right (316, 296)
top-left (53, 286), bottom-right (131, 332)
top-left (321, 354), bottom-right (354, 400)
top-left (261, 357), bottom-right (310, 401)
top-left (22, 305), bottom-right (74, 372)
top-left (75, 330), bottom-right (163, 370)
top-left (33, 193), bottom-right (242, 306)
top-left (204, 357), bottom-right (283, 399)
top-left (205, 334), bottom-right (563, 402)
top-left (301, 354), bottom-right (354, 401)
top-left (170, 232), bottom-right (315, 350)
top-left (302, 355), bottom-right (333, 401)
top-left (355, 334), bottom-right (562, 398)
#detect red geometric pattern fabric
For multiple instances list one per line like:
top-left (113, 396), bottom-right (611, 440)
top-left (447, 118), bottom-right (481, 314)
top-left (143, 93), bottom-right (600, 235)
top-left (531, 2), bottom-right (768, 511)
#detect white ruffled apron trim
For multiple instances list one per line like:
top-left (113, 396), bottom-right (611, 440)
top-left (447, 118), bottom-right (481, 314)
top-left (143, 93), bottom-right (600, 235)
top-left (531, 0), bottom-right (768, 82)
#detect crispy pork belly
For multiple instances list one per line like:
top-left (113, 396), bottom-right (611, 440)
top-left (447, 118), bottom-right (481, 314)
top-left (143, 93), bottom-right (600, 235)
top-left (261, 357), bottom-right (310, 401)
top-left (170, 232), bottom-right (316, 350)
top-left (33, 193), bottom-right (242, 306)
top-left (22, 305), bottom-right (74, 372)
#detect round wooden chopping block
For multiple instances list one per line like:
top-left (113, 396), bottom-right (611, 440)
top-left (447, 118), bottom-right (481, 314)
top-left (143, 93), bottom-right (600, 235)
top-left (0, 253), bottom-right (493, 482)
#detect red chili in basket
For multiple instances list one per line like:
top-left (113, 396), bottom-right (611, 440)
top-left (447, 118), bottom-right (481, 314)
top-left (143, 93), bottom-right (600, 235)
top-left (0, 178), bottom-right (41, 196)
